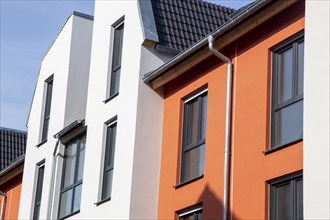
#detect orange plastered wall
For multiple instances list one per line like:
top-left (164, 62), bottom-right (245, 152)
top-left (1, 174), bottom-right (23, 220)
top-left (158, 1), bottom-right (304, 219)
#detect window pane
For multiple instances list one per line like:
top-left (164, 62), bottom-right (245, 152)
top-left (296, 179), bottom-right (303, 219)
top-left (182, 144), bottom-right (205, 182)
top-left (110, 68), bottom-right (120, 96)
top-left (77, 136), bottom-right (86, 182)
top-left (105, 124), bottom-right (117, 169)
top-left (33, 205), bottom-right (40, 220)
top-left (59, 189), bottom-right (73, 218)
top-left (41, 119), bottom-right (49, 141)
top-left (185, 98), bottom-right (199, 146)
top-left (277, 47), bottom-right (293, 104)
top-left (201, 95), bottom-right (208, 139)
top-left (180, 213), bottom-right (194, 220)
top-left (102, 169), bottom-right (113, 200)
top-left (63, 142), bottom-right (77, 188)
top-left (44, 81), bottom-right (53, 118)
top-left (274, 100), bottom-right (303, 146)
top-left (35, 165), bottom-right (45, 204)
top-left (276, 183), bottom-right (292, 219)
top-left (297, 42), bottom-right (304, 96)
top-left (73, 184), bottom-right (82, 213)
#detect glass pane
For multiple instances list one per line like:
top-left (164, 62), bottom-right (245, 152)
top-left (277, 47), bottom-right (293, 104)
top-left (77, 136), bottom-right (86, 182)
top-left (197, 211), bottom-right (203, 220)
top-left (35, 165), bottom-right (45, 203)
top-left (276, 183), bottom-right (292, 219)
top-left (63, 142), bottom-right (77, 188)
top-left (185, 98), bottom-right (199, 146)
top-left (58, 189), bottom-right (73, 219)
top-left (102, 169), bottom-right (113, 200)
top-left (33, 205), bottom-right (40, 220)
top-left (182, 144), bottom-right (205, 182)
top-left (105, 124), bottom-right (117, 169)
top-left (201, 95), bottom-right (208, 139)
top-left (296, 179), bottom-right (303, 220)
top-left (41, 119), bottom-right (49, 141)
top-left (297, 42), bottom-right (304, 95)
top-left (274, 100), bottom-right (303, 146)
top-left (73, 184), bottom-right (82, 213)
top-left (44, 80), bottom-right (53, 118)
top-left (110, 68), bottom-right (120, 96)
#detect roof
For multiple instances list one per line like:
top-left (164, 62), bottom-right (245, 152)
top-left (143, 0), bottom-right (279, 85)
top-left (139, 0), bottom-right (236, 52)
top-left (0, 127), bottom-right (27, 171)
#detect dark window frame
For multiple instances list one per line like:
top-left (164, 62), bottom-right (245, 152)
top-left (107, 16), bottom-right (125, 100)
top-left (180, 87), bottom-right (208, 183)
top-left (58, 132), bottom-right (86, 220)
top-left (99, 117), bottom-right (117, 203)
top-left (41, 75), bottom-right (54, 143)
top-left (269, 171), bottom-right (303, 220)
top-left (32, 160), bottom-right (45, 220)
top-left (177, 205), bottom-right (203, 220)
top-left (270, 33), bottom-right (304, 150)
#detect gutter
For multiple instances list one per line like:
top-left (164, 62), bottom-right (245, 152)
top-left (0, 191), bottom-right (6, 220)
top-left (208, 36), bottom-right (233, 220)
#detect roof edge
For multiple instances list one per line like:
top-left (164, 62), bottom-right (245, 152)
top-left (0, 154), bottom-right (25, 177)
top-left (143, 0), bottom-right (271, 83)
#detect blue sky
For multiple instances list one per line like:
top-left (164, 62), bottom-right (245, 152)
top-left (0, 0), bottom-right (250, 131)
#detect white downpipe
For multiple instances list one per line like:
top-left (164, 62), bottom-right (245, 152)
top-left (0, 191), bottom-right (6, 220)
top-left (208, 35), bottom-right (233, 220)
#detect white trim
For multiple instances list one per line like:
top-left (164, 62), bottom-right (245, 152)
top-left (184, 88), bottom-right (208, 103)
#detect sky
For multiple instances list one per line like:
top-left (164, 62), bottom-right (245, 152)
top-left (0, 0), bottom-right (251, 131)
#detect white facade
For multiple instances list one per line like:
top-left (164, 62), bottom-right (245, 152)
top-left (19, 1), bottom-right (173, 219)
top-left (304, 1), bottom-right (330, 219)
top-left (18, 13), bottom-right (93, 219)
top-left (82, 1), bottom-right (171, 219)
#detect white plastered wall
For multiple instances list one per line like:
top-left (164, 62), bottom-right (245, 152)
top-left (304, 0), bottom-right (330, 219)
top-left (18, 15), bottom-right (93, 219)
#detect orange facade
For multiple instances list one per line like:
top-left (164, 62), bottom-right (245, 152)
top-left (158, 1), bottom-right (304, 219)
top-left (0, 173), bottom-right (23, 220)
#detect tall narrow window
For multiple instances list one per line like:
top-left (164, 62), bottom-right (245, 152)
top-left (109, 17), bottom-right (124, 98)
top-left (181, 89), bottom-right (207, 183)
top-left (58, 133), bottom-right (86, 219)
top-left (41, 76), bottom-right (53, 142)
top-left (101, 119), bottom-right (117, 201)
top-left (33, 162), bottom-right (45, 220)
top-left (271, 34), bottom-right (304, 148)
top-left (269, 172), bottom-right (303, 220)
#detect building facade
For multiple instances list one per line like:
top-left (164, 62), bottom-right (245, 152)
top-left (0, 127), bottom-right (27, 220)
top-left (18, 1), bottom-right (235, 219)
top-left (144, 0), bottom-right (329, 219)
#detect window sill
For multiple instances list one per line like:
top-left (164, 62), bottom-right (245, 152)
top-left (35, 139), bottom-right (47, 148)
top-left (58, 210), bottom-right (80, 220)
top-left (263, 138), bottom-right (303, 155)
top-left (94, 197), bottom-right (111, 206)
top-left (174, 175), bottom-right (204, 189)
top-left (103, 92), bottom-right (119, 104)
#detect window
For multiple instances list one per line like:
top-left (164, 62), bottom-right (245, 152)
top-left (271, 34), bottom-right (304, 148)
top-left (33, 161), bottom-right (45, 220)
top-left (100, 119), bottom-right (117, 201)
top-left (108, 17), bottom-right (124, 98)
top-left (178, 206), bottom-right (203, 220)
top-left (181, 89), bottom-right (207, 183)
top-left (269, 172), bottom-right (303, 220)
top-left (58, 133), bottom-right (86, 219)
top-left (41, 76), bottom-right (53, 142)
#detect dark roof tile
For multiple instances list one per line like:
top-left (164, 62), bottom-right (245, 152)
top-left (0, 127), bottom-right (27, 171)
top-left (151, 0), bottom-right (236, 51)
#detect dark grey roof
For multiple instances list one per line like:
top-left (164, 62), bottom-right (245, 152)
top-left (0, 127), bottom-right (27, 171)
top-left (151, 0), bottom-right (236, 52)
